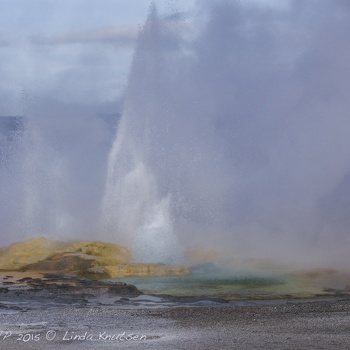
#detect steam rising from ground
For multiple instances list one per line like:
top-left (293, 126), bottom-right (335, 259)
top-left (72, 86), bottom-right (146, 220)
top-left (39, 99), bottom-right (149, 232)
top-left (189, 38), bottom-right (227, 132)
top-left (1, 0), bottom-right (350, 269)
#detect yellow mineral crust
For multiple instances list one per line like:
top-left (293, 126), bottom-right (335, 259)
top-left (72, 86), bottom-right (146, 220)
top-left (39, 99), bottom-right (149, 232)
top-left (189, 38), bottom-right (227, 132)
top-left (0, 237), bottom-right (190, 278)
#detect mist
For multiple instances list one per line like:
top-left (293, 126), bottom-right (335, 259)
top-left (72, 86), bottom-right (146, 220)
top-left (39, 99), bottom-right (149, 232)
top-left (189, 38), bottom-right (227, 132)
top-left (1, 0), bottom-right (350, 270)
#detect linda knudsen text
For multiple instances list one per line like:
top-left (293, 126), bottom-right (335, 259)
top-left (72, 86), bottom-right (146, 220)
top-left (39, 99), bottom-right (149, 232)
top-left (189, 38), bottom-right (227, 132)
top-left (0, 330), bottom-right (147, 342)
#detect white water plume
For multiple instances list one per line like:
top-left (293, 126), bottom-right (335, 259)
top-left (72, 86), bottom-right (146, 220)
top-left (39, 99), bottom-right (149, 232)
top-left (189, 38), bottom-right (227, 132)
top-left (101, 6), bottom-right (180, 263)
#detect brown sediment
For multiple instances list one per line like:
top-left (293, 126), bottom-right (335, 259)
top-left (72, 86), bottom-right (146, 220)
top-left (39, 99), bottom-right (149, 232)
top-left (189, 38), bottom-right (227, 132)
top-left (288, 268), bottom-right (350, 292)
top-left (104, 263), bottom-right (191, 277)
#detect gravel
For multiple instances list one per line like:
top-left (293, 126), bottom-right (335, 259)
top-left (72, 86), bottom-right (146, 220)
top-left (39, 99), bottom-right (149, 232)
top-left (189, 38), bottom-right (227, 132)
top-left (1, 299), bottom-right (350, 349)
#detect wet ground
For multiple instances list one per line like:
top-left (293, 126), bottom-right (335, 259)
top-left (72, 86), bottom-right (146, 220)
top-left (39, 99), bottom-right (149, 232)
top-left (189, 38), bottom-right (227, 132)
top-left (1, 272), bottom-right (350, 349)
top-left (1, 299), bottom-right (350, 349)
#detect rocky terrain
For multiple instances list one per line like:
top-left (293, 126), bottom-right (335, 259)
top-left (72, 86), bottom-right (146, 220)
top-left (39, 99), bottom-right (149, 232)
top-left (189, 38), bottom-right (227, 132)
top-left (0, 237), bottom-right (191, 279)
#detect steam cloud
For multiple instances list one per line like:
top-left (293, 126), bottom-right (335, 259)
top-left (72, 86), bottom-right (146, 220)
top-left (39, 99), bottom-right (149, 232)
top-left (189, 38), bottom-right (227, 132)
top-left (1, 0), bottom-right (350, 269)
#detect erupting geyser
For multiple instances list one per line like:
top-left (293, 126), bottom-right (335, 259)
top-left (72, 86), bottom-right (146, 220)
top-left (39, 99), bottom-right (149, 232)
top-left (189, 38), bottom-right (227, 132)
top-left (1, 0), bottom-right (350, 270)
top-left (101, 6), bottom-right (180, 263)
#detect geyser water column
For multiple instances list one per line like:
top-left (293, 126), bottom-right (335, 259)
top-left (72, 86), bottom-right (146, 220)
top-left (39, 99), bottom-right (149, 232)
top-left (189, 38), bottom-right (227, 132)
top-left (101, 6), bottom-right (180, 263)
top-left (0, 115), bottom-right (73, 241)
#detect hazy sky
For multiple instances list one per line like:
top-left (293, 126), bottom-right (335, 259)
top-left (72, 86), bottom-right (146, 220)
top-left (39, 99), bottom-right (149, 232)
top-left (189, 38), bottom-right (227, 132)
top-left (0, 0), bottom-right (195, 115)
top-left (0, 0), bottom-right (286, 115)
